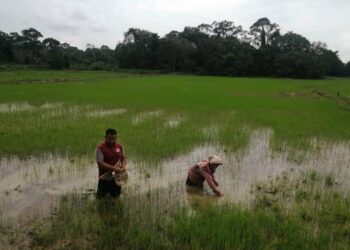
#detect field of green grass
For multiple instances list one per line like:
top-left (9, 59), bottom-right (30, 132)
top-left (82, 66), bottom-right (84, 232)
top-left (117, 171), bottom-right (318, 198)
top-left (0, 70), bottom-right (350, 249)
top-left (1, 70), bottom-right (350, 161)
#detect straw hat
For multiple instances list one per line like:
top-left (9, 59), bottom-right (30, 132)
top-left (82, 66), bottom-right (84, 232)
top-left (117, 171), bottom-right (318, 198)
top-left (208, 155), bottom-right (224, 165)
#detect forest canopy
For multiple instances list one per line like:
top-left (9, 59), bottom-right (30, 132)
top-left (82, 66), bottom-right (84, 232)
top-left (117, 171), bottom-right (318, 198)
top-left (1, 18), bottom-right (349, 78)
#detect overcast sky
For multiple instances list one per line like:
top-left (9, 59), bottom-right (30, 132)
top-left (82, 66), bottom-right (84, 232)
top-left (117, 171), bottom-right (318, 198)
top-left (1, 0), bottom-right (349, 62)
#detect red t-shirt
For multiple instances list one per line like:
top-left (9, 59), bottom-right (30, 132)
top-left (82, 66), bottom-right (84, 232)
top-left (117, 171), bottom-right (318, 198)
top-left (96, 142), bottom-right (125, 177)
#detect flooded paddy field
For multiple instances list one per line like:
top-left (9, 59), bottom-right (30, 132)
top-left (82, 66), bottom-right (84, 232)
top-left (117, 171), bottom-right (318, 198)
top-left (0, 70), bottom-right (350, 248)
top-left (1, 129), bottom-right (350, 248)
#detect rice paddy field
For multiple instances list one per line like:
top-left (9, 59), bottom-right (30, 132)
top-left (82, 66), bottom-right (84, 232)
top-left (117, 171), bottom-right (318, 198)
top-left (0, 70), bottom-right (350, 249)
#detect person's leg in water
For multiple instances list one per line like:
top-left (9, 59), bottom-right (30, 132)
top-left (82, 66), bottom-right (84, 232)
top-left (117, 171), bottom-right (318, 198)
top-left (97, 180), bottom-right (124, 226)
top-left (97, 180), bottom-right (121, 199)
top-left (186, 177), bottom-right (203, 187)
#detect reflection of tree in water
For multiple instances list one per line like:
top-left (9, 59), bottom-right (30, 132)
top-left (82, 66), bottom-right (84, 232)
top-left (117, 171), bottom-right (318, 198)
top-left (185, 185), bottom-right (219, 212)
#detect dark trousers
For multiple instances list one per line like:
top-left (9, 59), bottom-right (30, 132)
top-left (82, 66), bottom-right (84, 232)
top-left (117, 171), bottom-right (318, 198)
top-left (97, 179), bottom-right (121, 198)
top-left (186, 177), bottom-right (202, 187)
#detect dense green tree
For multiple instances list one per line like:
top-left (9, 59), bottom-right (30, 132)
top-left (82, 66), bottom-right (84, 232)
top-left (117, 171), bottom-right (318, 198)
top-left (20, 28), bottom-right (43, 64)
top-left (196, 37), bottom-right (254, 76)
top-left (271, 32), bottom-right (318, 77)
top-left (274, 51), bottom-right (322, 78)
top-left (42, 38), bottom-right (66, 69)
top-left (222, 40), bottom-right (254, 76)
top-left (1, 22), bottom-right (347, 79)
top-left (197, 37), bottom-right (225, 75)
top-left (21, 28), bottom-right (43, 41)
top-left (311, 42), bottom-right (346, 76)
top-left (251, 48), bottom-right (276, 76)
top-left (272, 32), bottom-right (310, 52)
top-left (63, 45), bottom-right (83, 69)
top-left (8, 28), bottom-right (44, 65)
top-left (85, 45), bottom-right (115, 70)
top-left (82, 47), bottom-right (102, 69)
top-left (116, 28), bottom-right (159, 69)
top-left (0, 31), bottom-right (13, 62)
top-left (346, 62), bottom-right (350, 76)
top-left (42, 38), bottom-right (60, 51)
top-left (157, 34), bottom-right (196, 72)
top-left (180, 26), bottom-right (208, 47)
top-left (9, 32), bottom-right (26, 64)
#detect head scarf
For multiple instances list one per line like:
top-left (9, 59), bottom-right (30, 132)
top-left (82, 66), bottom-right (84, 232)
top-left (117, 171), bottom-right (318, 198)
top-left (208, 155), bottom-right (223, 165)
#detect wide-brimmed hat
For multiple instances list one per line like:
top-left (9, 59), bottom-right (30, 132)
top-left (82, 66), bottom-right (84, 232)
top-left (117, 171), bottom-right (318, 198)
top-left (208, 155), bottom-right (224, 165)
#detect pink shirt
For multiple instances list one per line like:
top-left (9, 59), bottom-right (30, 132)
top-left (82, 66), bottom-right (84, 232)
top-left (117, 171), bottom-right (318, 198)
top-left (187, 161), bottom-right (220, 195)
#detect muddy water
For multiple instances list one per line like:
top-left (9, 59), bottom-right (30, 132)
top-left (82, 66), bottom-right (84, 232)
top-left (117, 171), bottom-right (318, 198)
top-left (1, 129), bottom-right (350, 225)
top-left (0, 155), bottom-right (96, 223)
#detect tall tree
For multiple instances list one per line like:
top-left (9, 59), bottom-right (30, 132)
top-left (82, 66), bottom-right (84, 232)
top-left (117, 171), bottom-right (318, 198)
top-left (17, 28), bottom-right (43, 64)
top-left (180, 26), bottom-right (208, 47)
top-left (250, 18), bottom-right (280, 48)
top-left (42, 38), bottom-right (64, 69)
top-left (43, 37), bottom-right (60, 51)
top-left (212, 20), bottom-right (242, 38)
top-left (197, 23), bottom-right (213, 36)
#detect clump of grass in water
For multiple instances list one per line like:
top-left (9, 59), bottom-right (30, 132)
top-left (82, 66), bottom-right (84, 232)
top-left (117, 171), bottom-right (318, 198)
top-left (325, 174), bottom-right (335, 187)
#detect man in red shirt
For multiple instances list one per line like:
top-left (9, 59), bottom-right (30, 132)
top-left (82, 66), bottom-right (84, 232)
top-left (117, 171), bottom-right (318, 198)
top-left (96, 128), bottom-right (127, 198)
top-left (186, 155), bottom-right (224, 196)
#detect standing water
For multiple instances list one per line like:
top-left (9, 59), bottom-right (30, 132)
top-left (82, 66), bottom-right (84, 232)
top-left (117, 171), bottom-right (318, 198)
top-left (1, 129), bottom-right (350, 225)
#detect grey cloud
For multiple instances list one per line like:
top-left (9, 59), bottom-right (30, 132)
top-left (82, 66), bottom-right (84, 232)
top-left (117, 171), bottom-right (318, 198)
top-left (47, 22), bottom-right (80, 35)
top-left (90, 24), bottom-right (108, 33)
top-left (71, 9), bottom-right (88, 21)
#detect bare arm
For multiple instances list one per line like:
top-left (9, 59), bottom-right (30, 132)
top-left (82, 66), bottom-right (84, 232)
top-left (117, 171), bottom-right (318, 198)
top-left (96, 148), bottom-right (119, 173)
top-left (116, 145), bottom-right (127, 171)
top-left (213, 176), bottom-right (219, 186)
top-left (114, 158), bottom-right (127, 172)
top-left (121, 158), bottom-right (127, 170)
top-left (199, 168), bottom-right (223, 196)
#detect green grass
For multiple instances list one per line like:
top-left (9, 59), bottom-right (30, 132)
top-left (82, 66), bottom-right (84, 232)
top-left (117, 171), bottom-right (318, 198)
top-left (0, 70), bottom-right (349, 163)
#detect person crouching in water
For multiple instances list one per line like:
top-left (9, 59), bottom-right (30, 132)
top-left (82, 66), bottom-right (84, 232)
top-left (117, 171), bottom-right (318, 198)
top-left (186, 155), bottom-right (224, 197)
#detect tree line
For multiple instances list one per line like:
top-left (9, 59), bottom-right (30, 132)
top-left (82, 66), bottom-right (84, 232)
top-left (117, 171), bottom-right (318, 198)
top-left (1, 18), bottom-right (350, 78)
